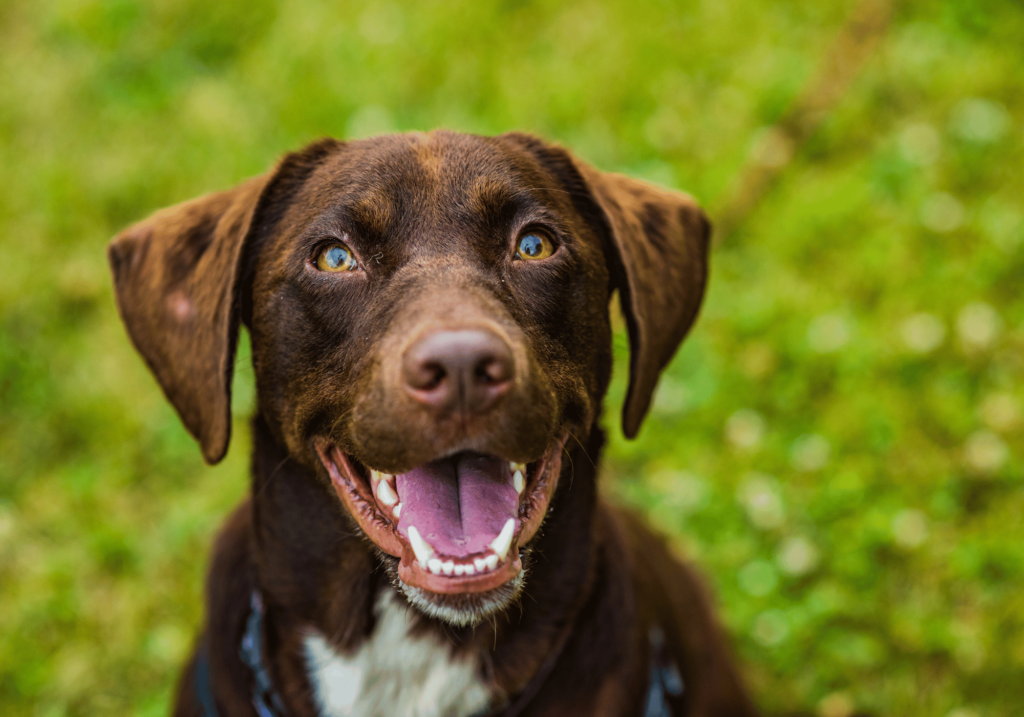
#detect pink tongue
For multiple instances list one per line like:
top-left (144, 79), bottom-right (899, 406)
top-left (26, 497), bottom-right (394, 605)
top-left (395, 453), bottom-right (518, 557)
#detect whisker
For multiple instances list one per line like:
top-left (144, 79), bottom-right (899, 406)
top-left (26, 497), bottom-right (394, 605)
top-left (565, 428), bottom-right (597, 469)
top-left (254, 455), bottom-right (292, 501)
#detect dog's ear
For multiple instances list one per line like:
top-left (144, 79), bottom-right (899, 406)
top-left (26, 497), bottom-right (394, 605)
top-left (575, 161), bottom-right (710, 438)
top-left (108, 139), bottom-right (342, 463)
top-left (501, 134), bottom-right (710, 438)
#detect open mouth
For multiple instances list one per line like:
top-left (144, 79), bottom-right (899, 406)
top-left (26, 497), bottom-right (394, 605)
top-left (315, 437), bottom-right (566, 594)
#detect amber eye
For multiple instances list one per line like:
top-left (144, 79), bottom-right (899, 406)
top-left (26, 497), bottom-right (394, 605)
top-left (516, 232), bottom-right (554, 261)
top-left (315, 242), bottom-right (358, 272)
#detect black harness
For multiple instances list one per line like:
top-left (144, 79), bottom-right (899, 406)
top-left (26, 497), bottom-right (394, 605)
top-left (195, 591), bottom-right (684, 717)
top-left (195, 592), bottom-right (286, 717)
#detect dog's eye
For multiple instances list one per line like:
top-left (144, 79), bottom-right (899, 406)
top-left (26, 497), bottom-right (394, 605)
top-left (315, 243), bottom-right (359, 272)
top-left (516, 232), bottom-right (554, 261)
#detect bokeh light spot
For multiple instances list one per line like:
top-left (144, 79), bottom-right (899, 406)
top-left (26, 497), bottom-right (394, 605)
top-left (777, 535), bottom-right (820, 576)
top-left (737, 473), bottom-right (786, 529)
top-left (790, 434), bottom-right (832, 472)
top-left (726, 409), bottom-right (766, 450)
top-left (956, 302), bottom-right (1002, 351)
top-left (892, 509), bottom-right (929, 549)
top-left (807, 314), bottom-right (850, 354)
top-left (920, 192), bottom-right (965, 233)
top-left (900, 313), bottom-right (946, 354)
top-left (963, 430), bottom-right (1009, 474)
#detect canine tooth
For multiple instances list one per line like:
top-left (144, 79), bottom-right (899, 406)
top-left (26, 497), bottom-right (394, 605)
top-left (377, 479), bottom-right (398, 506)
top-left (484, 554), bottom-right (499, 570)
top-left (392, 503), bottom-right (402, 519)
top-left (441, 561), bottom-right (454, 575)
top-left (489, 519), bottom-right (515, 560)
top-left (464, 564), bottom-right (475, 576)
top-left (427, 558), bottom-right (442, 575)
top-left (513, 470), bottom-right (525, 495)
top-left (454, 564), bottom-right (465, 576)
top-left (406, 526), bottom-right (434, 567)
top-left (474, 557), bottom-right (488, 572)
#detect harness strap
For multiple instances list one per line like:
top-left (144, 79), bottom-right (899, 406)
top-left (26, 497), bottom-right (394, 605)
top-left (194, 642), bottom-right (219, 717)
top-left (239, 591), bottom-right (289, 717)
top-left (193, 591), bottom-right (287, 717)
top-left (643, 627), bottom-right (686, 717)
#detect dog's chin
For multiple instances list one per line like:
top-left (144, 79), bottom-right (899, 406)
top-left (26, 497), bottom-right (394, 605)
top-left (382, 551), bottom-right (530, 627)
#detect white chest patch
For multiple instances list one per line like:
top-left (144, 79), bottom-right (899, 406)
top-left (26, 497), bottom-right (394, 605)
top-left (304, 590), bottom-right (492, 717)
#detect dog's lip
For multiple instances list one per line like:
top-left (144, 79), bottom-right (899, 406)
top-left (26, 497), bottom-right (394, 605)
top-left (313, 437), bottom-right (566, 595)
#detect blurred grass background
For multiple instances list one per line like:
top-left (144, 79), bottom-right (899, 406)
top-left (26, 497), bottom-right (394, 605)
top-left (0, 0), bottom-right (1022, 715)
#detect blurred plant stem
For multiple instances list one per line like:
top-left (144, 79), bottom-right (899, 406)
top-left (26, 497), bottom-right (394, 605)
top-left (714, 0), bottom-right (894, 243)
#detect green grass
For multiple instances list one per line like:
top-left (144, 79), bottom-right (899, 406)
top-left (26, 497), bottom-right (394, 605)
top-left (1, 1), bottom-right (1022, 715)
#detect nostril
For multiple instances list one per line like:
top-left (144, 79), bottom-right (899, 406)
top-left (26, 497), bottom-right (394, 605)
top-left (404, 359), bottom-right (447, 393)
top-left (476, 363), bottom-right (494, 384)
top-left (475, 355), bottom-right (512, 386)
top-left (421, 362), bottom-right (446, 390)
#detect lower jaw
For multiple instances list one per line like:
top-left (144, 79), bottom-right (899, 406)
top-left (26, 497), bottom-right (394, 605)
top-left (391, 560), bottom-right (529, 627)
top-left (315, 436), bottom-right (566, 598)
top-left (397, 543), bottom-right (524, 594)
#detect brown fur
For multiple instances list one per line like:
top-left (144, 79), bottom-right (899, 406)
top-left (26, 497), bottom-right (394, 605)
top-left (109, 131), bottom-right (759, 716)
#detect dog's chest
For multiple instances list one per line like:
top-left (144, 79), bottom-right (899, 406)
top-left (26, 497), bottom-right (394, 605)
top-left (304, 591), bottom-right (492, 717)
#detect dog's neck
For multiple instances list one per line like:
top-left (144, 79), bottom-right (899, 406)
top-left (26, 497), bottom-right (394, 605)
top-left (245, 414), bottom-right (605, 714)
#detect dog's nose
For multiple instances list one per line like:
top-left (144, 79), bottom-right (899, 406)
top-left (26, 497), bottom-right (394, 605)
top-left (402, 329), bottom-right (514, 415)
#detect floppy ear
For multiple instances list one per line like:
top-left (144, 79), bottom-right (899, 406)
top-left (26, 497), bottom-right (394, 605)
top-left (108, 139), bottom-right (341, 463)
top-left (574, 161), bottom-right (711, 438)
top-left (499, 133), bottom-right (710, 438)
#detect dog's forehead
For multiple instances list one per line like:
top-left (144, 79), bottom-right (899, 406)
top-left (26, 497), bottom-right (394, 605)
top-left (300, 132), bottom-right (562, 229)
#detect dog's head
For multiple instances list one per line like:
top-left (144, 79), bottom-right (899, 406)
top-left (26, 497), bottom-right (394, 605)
top-left (108, 131), bottom-right (708, 624)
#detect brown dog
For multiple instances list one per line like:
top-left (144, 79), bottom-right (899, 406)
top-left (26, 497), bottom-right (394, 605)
top-left (108, 132), bottom-right (760, 717)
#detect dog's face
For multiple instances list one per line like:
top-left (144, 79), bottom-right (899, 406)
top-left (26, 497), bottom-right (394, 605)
top-left (108, 131), bottom-right (709, 625)
top-left (249, 134), bottom-right (612, 618)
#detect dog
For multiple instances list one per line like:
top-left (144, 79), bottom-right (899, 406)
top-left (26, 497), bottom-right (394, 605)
top-left (108, 131), bottom-right (760, 717)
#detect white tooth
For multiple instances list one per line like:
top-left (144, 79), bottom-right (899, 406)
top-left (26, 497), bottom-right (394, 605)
top-left (513, 470), bottom-right (525, 495)
top-left (489, 519), bottom-right (515, 560)
top-left (464, 564), bottom-right (475, 575)
top-left (377, 479), bottom-right (398, 506)
top-left (484, 554), bottom-right (499, 570)
top-left (406, 526), bottom-right (434, 567)
top-left (427, 558), bottom-right (442, 575)
top-left (392, 503), bottom-right (402, 519)
top-left (454, 564), bottom-right (465, 576)
top-left (474, 557), bottom-right (488, 572)
top-left (441, 561), bottom-right (454, 575)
